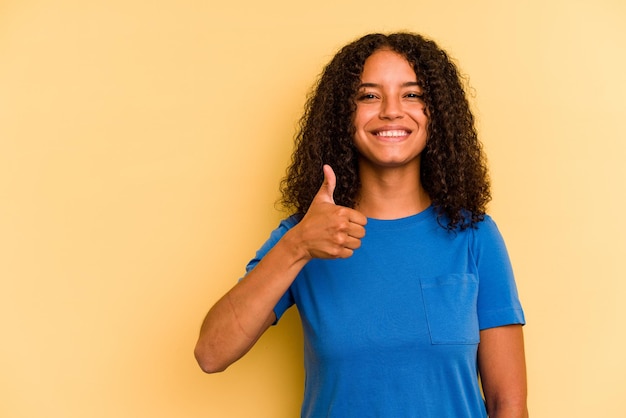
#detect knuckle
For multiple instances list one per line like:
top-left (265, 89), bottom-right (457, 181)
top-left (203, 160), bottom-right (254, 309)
top-left (337, 220), bottom-right (350, 232)
top-left (333, 232), bottom-right (347, 245)
top-left (327, 247), bottom-right (342, 258)
top-left (335, 207), bottom-right (350, 219)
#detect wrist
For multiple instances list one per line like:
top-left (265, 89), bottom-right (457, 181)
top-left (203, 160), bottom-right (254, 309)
top-left (280, 226), bottom-right (313, 264)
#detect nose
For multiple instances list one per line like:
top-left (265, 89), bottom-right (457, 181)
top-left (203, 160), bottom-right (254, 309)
top-left (379, 96), bottom-right (403, 120)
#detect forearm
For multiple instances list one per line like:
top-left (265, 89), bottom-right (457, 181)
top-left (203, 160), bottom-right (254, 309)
top-left (194, 178), bottom-right (367, 373)
top-left (478, 325), bottom-right (528, 418)
top-left (194, 231), bottom-right (310, 373)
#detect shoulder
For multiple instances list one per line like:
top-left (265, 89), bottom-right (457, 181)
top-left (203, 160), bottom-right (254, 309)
top-left (468, 214), bottom-right (511, 262)
top-left (244, 214), bottom-right (301, 273)
top-left (470, 214), bottom-right (502, 238)
top-left (477, 213), bottom-right (499, 230)
top-left (273, 214), bottom-right (301, 236)
top-left (259, 214), bottom-right (302, 249)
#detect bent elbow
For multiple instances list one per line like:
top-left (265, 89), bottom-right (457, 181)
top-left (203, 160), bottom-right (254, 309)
top-left (194, 343), bottom-right (230, 374)
top-left (197, 359), bottom-right (228, 374)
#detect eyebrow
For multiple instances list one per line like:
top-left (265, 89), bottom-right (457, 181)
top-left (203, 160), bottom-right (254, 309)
top-left (357, 81), bottom-right (421, 89)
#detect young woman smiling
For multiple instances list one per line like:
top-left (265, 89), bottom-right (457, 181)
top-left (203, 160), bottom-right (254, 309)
top-left (195, 32), bottom-right (528, 418)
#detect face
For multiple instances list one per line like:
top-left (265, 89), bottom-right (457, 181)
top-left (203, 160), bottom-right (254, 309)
top-left (352, 49), bottom-right (429, 171)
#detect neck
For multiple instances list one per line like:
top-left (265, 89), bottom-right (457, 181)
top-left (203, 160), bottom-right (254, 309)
top-left (356, 164), bottom-right (431, 219)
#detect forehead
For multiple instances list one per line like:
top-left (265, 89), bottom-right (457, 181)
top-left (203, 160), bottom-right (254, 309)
top-left (360, 49), bottom-right (417, 82)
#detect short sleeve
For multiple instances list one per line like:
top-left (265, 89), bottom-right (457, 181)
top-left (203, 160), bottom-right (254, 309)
top-left (471, 216), bottom-right (526, 330)
top-left (242, 215), bottom-right (300, 323)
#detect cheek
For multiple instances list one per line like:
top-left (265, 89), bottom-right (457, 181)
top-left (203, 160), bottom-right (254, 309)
top-left (352, 108), bottom-right (364, 128)
top-left (412, 107), bottom-right (429, 124)
top-left (352, 120), bottom-right (366, 137)
top-left (353, 107), bottom-right (377, 132)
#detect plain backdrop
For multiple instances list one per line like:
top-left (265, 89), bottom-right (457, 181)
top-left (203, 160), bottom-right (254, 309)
top-left (1, 0), bottom-right (625, 417)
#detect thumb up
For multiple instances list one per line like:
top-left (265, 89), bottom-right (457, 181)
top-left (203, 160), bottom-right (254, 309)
top-left (314, 164), bottom-right (337, 205)
top-left (295, 165), bottom-right (367, 260)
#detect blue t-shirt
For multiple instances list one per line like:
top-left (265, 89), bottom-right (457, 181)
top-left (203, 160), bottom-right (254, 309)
top-left (245, 206), bottom-right (525, 418)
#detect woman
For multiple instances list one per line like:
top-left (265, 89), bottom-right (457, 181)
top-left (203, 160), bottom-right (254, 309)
top-left (195, 32), bottom-right (528, 417)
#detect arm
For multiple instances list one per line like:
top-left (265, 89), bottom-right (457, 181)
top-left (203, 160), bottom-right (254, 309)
top-left (478, 324), bottom-right (528, 418)
top-left (194, 165), bottom-right (367, 373)
top-left (193, 234), bottom-right (308, 373)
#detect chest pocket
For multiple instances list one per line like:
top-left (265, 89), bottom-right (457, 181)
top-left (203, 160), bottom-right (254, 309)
top-left (419, 274), bottom-right (480, 345)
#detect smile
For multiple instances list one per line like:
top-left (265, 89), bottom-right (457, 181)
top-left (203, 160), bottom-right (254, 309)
top-left (374, 129), bottom-right (410, 138)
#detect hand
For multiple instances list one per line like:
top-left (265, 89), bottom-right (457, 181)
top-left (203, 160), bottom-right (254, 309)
top-left (293, 165), bottom-right (367, 260)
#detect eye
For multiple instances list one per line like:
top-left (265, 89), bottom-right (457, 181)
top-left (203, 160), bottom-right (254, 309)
top-left (356, 92), bottom-right (379, 102)
top-left (404, 92), bottom-right (424, 100)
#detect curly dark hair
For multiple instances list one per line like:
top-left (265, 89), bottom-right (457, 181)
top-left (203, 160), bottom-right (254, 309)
top-left (279, 32), bottom-right (491, 230)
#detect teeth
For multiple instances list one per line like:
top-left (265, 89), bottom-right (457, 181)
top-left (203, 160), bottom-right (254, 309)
top-left (376, 130), bottom-right (408, 137)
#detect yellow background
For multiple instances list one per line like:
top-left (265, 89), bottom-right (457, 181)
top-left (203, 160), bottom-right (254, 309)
top-left (1, 0), bottom-right (625, 417)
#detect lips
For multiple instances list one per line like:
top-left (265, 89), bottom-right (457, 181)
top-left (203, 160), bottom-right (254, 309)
top-left (370, 127), bottom-right (413, 143)
top-left (374, 129), bottom-right (410, 138)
